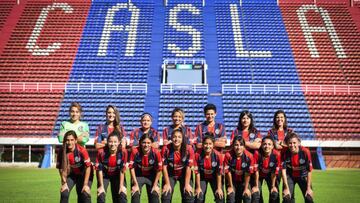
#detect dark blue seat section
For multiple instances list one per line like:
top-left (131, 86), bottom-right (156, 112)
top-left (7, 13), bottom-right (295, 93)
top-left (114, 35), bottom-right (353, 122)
top-left (52, 89), bottom-right (146, 137)
top-left (163, 1), bottom-right (205, 59)
top-left (68, 0), bottom-right (154, 83)
top-left (222, 91), bottom-right (315, 140)
top-left (158, 91), bottom-right (207, 134)
top-left (215, 2), bottom-right (300, 84)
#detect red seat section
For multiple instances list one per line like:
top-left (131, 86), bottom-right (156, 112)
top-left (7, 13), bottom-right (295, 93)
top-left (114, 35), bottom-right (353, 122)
top-left (304, 91), bottom-right (360, 140)
top-left (0, 1), bottom-right (14, 32)
top-left (281, 4), bottom-right (360, 140)
top-left (319, 4), bottom-right (360, 85)
top-left (280, 3), bottom-right (355, 85)
top-left (0, 86), bottom-right (64, 137)
top-left (0, 0), bottom-right (91, 83)
top-left (0, 0), bottom-right (90, 138)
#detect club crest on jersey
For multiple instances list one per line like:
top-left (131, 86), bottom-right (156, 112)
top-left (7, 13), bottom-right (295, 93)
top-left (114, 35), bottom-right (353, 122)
top-left (249, 133), bottom-right (255, 139)
top-left (117, 159), bottom-right (121, 165)
top-left (149, 159), bottom-right (154, 165)
top-left (215, 129), bottom-right (220, 135)
top-left (212, 161), bottom-right (217, 167)
top-left (75, 156), bottom-right (80, 162)
top-left (242, 162), bottom-right (247, 168)
top-left (269, 162), bottom-right (274, 167)
top-left (299, 159), bottom-right (305, 164)
top-left (78, 126), bottom-right (84, 132)
top-left (182, 156), bottom-right (187, 162)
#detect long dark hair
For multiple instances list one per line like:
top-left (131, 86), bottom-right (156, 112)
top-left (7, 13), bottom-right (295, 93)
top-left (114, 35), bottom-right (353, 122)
top-left (272, 109), bottom-right (288, 130)
top-left (231, 136), bottom-right (245, 151)
top-left (61, 130), bottom-right (77, 179)
top-left (171, 128), bottom-right (187, 160)
top-left (106, 105), bottom-right (123, 137)
top-left (237, 110), bottom-right (257, 133)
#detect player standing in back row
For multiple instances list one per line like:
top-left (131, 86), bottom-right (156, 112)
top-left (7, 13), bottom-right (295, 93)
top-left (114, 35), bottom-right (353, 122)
top-left (194, 104), bottom-right (226, 151)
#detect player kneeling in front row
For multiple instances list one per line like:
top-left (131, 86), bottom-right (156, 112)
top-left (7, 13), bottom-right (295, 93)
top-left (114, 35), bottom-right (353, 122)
top-left (129, 133), bottom-right (162, 203)
top-left (282, 132), bottom-right (314, 203)
top-left (161, 129), bottom-right (194, 203)
top-left (194, 133), bottom-right (224, 203)
top-left (95, 131), bottom-right (128, 203)
top-left (57, 130), bottom-right (93, 203)
top-left (253, 136), bottom-right (282, 203)
top-left (224, 136), bottom-right (254, 203)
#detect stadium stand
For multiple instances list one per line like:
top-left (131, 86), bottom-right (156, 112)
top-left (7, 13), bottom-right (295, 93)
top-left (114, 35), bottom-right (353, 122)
top-left (0, 0), bottom-right (359, 168)
top-left (52, 84), bottom-right (147, 136)
top-left (163, 0), bottom-right (204, 59)
top-left (280, 2), bottom-right (360, 141)
top-left (0, 0), bottom-right (14, 32)
top-left (69, 0), bottom-right (153, 83)
top-left (281, 3), bottom-right (349, 85)
top-left (0, 89), bottom-right (63, 137)
top-left (215, 1), bottom-right (300, 84)
top-left (304, 91), bottom-right (360, 140)
top-left (0, 0), bottom-right (91, 82)
top-left (222, 86), bottom-right (315, 139)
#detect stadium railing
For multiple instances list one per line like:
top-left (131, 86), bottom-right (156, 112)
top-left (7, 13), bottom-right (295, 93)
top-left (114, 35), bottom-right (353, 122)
top-left (0, 82), bottom-right (148, 93)
top-left (160, 83), bottom-right (208, 93)
top-left (222, 84), bottom-right (360, 94)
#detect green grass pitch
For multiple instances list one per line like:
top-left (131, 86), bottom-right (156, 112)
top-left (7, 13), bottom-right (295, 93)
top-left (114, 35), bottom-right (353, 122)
top-left (0, 168), bottom-right (359, 202)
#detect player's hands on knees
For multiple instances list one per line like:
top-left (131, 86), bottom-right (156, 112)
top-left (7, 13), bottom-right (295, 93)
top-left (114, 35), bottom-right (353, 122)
top-left (305, 187), bottom-right (313, 197)
top-left (162, 183), bottom-right (172, 195)
top-left (251, 186), bottom-right (259, 194)
top-left (131, 184), bottom-right (140, 196)
top-left (82, 185), bottom-right (91, 195)
top-left (151, 184), bottom-right (160, 195)
top-left (283, 187), bottom-right (290, 197)
top-left (215, 188), bottom-right (224, 199)
top-left (60, 183), bottom-right (69, 192)
top-left (184, 183), bottom-right (193, 196)
top-left (195, 187), bottom-right (202, 198)
top-left (271, 186), bottom-right (278, 193)
top-left (97, 186), bottom-right (105, 195)
top-left (227, 186), bottom-right (234, 195)
top-left (243, 188), bottom-right (251, 197)
top-left (119, 185), bottom-right (127, 194)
